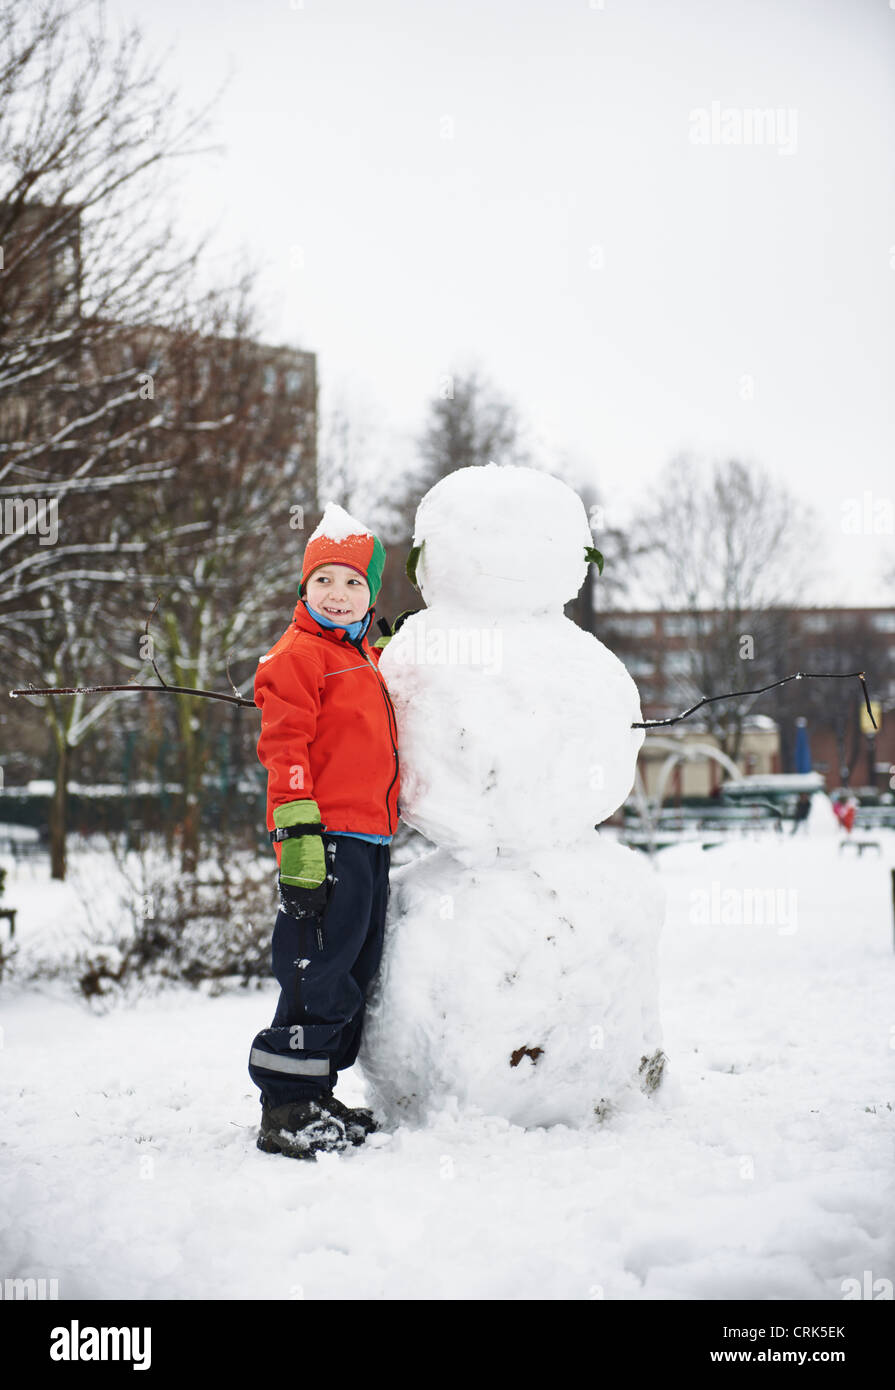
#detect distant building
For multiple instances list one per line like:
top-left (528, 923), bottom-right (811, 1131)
top-left (0, 200), bottom-right (317, 483)
top-left (0, 199), bottom-right (82, 325)
top-left (104, 320), bottom-right (317, 489)
top-left (598, 606), bottom-right (895, 797)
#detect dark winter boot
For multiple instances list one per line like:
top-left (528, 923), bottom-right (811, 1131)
top-left (321, 1093), bottom-right (378, 1143)
top-left (256, 1099), bottom-right (352, 1160)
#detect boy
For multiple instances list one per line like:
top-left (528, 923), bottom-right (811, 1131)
top-left (248, 504), bottom-right (400, 1159)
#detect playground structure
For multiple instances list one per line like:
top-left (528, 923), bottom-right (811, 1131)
top-left (623, 740), bottom-right (843, 853)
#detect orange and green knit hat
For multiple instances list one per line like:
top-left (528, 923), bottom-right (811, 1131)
top-left (299, 503), bottom-right (386, 607)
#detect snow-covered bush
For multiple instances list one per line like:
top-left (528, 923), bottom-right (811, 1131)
top-left (0, 865), bottom-right (17, 984)
top-left (96, 832), bottom-right (273, 994)
top-left (19, 831), bottom-right (278, 1001)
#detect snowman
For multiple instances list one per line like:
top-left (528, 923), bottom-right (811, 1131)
top-left (359, 463), bottom-right (666, 1129)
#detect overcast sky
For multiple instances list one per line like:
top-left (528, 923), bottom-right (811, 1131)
top-left (109, 0), bottom-right (894, 607)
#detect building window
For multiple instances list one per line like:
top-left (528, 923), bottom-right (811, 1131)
top-left (663, 650), bottom-right (694, 675)
top-left (624, 655), bottom-right (655, 677)
top-left (801, 614), bottom-right (831, 633)
top-left (662, 614), bottom-right (698, 637)
top-left (605, 615), bottom-right (655, 638)
top-left (870, 612), bottom-right (895, 633)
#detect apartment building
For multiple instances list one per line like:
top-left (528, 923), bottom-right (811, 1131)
top-left (598, 606), bottom-right (895, 795)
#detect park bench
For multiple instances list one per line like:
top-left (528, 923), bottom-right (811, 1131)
top-left (0, 860), bottom-right (19, 937)
top-left (620, 801), bottom-right (780, 852)
top-left (838, 838), bottom-right (882, 858)
top-left (9, 837), bottom-right (42, 860)
top-left (0, 827), bottom-right (44, 859)
top-left (854, 808), bottom-right (895, 831)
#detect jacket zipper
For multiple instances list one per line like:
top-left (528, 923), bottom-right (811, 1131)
top-left (295, 609), bottom-right (400, 835)
top-left (341, 630), bottom-right (399, 835)
top-left (370, 655), bottom-right (399, 834)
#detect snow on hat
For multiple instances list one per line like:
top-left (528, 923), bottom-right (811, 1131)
top-left (299, 502), bottom-right (386, 606)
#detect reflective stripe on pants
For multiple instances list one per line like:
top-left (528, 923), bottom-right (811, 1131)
top-left (248, 834), bottom-right (390, 1107)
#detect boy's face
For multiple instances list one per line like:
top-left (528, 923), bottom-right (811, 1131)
top-left (306, 563), bottom-right (371, 623)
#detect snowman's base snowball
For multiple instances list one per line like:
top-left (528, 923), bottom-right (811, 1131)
top-left (359, 837), bottom-right (666, 1130)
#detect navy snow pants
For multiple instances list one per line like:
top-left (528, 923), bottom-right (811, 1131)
top-left (248, 835), bottom-right (390, 1108)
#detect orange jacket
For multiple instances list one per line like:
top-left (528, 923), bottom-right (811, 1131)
top-left (254, 598), bottom-right (400, 863)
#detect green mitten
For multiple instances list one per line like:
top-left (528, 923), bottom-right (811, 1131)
top-left (274, 798), bottom-right (326, 892)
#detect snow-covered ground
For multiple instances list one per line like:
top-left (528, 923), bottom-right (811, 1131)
top-left (1, 830), bottom-right (893, 1300)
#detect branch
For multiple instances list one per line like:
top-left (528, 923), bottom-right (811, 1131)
top-left (7, 595), bottom-right (256, 707)
top-left (634, 671), bottom-right (878, 731)
top-left (5, 587), bottom-right (879, 737)
top-left (8, 679), bottom-right (255, 709)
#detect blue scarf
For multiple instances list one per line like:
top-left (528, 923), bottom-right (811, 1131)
top-left (305, 600), bottom-right (372, 643)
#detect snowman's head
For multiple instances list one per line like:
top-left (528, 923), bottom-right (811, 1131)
top-left (412, 463), bottom-right (595, 615)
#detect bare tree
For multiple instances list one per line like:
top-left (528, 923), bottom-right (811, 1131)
top-left (0, 0), bottom-right (220, 577)
top-left (628, 454), bottom-right (821, 763)
top-left (0, 0), bottom-right (230, 876)
top-left (416, 365), bottom-right (529, 492)
top-left (87, 276), bottom-right (317, 876)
